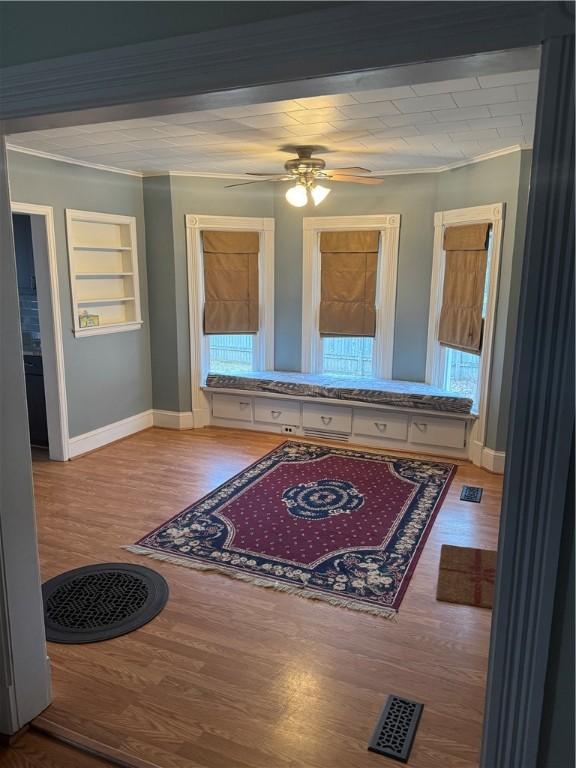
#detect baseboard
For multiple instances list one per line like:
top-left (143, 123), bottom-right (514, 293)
top-left (482, 447), bottom-right (506, 474)
top-left (152, 410), bottom-right (194, 430)
top-left (470, 440), bottom-right (506, 473)
top-left (68, 410), bottom-right (154, 458)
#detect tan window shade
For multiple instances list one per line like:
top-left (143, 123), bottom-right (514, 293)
top-left (438, 223), bottom-right (490, 354)
top-left (319, 230), bottom-right (380, 337)
top-left (202, 231), bottom-right (259, 334)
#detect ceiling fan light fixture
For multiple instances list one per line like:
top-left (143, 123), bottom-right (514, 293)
top-left (311, 184), bottom-right (331, 206)
top-left (285, 183), bottom-right (308, 207)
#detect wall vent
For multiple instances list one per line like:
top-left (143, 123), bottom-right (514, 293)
top-left (303, 428), bottom-right (350, 442)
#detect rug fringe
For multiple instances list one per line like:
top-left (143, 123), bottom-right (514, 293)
top-left (122, 545), bottom-right (398, 620)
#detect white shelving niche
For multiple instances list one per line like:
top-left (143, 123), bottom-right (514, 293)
top-left (65, 209), bottom-right (143, 337)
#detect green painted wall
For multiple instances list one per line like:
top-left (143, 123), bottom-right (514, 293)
top-left (7, 150), bottom-right (152, 437)
top-left (143, 175), bottom-right (275, 412)
top-left (272, 174), bottom-right (438, 377)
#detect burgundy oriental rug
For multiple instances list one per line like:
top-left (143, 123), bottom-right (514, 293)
top-left (127, 441), bottom-right (456, 618)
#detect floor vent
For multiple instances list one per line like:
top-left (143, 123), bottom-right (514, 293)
top-left (460, 485), bottom-right (483, 503)
top-left (368, 694), bottom-right (423, 763)
top-left (302, 428), bottom-right (350, 442)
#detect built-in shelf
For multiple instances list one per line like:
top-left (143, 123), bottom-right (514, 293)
top-left (73, 245), bottom-right (132, 252)
top-left (66, 209), bottom-right (143, 337)
top-left (78, 297), bottom-right (136, 306)
top-left (75, 272), bottom-right (134, 278)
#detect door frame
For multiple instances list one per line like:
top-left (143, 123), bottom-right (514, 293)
top-left (0, 3), bottom-right (573, 761)
top-left (11, 203), bottom-right (69, 461)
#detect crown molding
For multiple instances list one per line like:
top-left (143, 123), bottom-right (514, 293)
top-left (6, 142), bottom-right (529, 183)
top-left (5, 144), bottom-right (143, 177)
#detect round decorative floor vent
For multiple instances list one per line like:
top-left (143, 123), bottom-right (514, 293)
top-left (42, 563), bottom-right (169, 644)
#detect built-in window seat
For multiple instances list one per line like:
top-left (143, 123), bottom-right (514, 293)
top-left (204, 372), bottom-right (476, 459)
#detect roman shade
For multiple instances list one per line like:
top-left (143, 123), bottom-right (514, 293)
top-left (438, 223), bottom-right (490, 353)
top-left (319, 230), bottom-right (380, 337)
top-left (202, 230), bottom-right (259, 334)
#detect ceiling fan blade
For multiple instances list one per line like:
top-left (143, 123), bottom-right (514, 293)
top-left (245, 172), bottom-right (288, 178)
top-left (327, 166), bottom-right (372, 174)
top-left (225, 179), bottom-right (278, 188)
top-left (328, 175), bottom-right (384, 185)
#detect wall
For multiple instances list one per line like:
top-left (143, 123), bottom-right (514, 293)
top-left (436, 150), bottom-right (531, 451)
top-left (7, 151), bottom-right (152, 437)
top-left (144, 176), bottom-right (274, 412)
top-left (144, 153), bottom-right (530, 453)
top-left (272, 174), bottom-right (438, 376)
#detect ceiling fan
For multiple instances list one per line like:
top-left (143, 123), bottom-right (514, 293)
top-left (226, 146), bottom-right (383, 207)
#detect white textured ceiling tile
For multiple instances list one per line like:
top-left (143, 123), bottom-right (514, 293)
top-left (380, 112), bottom-right (438, 127)
top-left (329, 117), bottom-right (389, 131)
top-left (411, 77), bottom-right (479, 95)
top-left (449, 128), bottom-right (500, 142)
top-left (236, 113), bottom-right (300, 129)
top-left (478, 69), bottom-right (539, 88)
top-left (468, 116), bottom-right (522, 130)
top-left (352, 86), bottom-right (416, 103)
top-left (451, 140), bottom-right (482, 153)
top-left (452, 86), bottom-right (517, 107)
top-left (284, 122), bottom-right (333, 137)
top-left (393, 94), bottom-right (457, 114)
top-left (404, 134), bottom-right (451, 147)
top-left (289, 108), bottom-right (345, 124)
top-left (337, 101), bottom-right (401, 119)
top-left (365, 126), bottom-right (420, 140)
top-left (211, 100), bottom-right (301, 118)
top-left (489, 100), bottom-right (537, 117)
top-left (496, 127), bottom-right (530, 139)
top-left (163, 134), bottom-right (230, 147)
top-left (432, 105), bottom-right (491, 122)
top-left (294, 94), bottom-right (358, 108)
top-left (521, 113), bottom-right (536, 129)
top-left (126, 139), bottom-right (182, 151)
top-left (63, 143), bottom-right (138, 157)
top-left (417, 121), bottom-right (470, 135)
top-left (157, 111), bottom-right (221, 124)
top-left (152, 125), bottom-right (202, 137)
top-left (515, 82), bottom-right (539, 101)
top-left (188, 120), bottom-right (249, 134)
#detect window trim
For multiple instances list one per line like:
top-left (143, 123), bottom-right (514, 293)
top-left (186, 214), bottom-right (275, 425)
top-left (425, 202), bottom-right (505, 460)
top-left (301, 214), bottom-right (400, 377)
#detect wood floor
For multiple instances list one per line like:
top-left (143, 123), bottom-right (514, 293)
top-left (3, 428), bottom-right (502, 768)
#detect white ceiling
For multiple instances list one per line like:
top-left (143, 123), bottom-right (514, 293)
top-left (8, 67), bottom-right (538, 176)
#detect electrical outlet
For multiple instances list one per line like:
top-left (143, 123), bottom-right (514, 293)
top-left (281, 426), bottom-right (296, 434)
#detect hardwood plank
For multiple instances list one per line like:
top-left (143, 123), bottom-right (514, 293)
top-left (10, 428), bottom-right (501, 768)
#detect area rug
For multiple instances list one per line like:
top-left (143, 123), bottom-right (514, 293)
top-left (436, 544), bottom-right (497, 608)
top-left (126, 441), bottom-right (456, 619)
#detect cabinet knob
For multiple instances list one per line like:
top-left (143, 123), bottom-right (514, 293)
top-left (271, 410), bottom-right (281, 419)
top-left (239, 402), bottom-right (250, 409)
top-left (374, 422), bottom-right (387, 432)
top-left (321, 415), bottom-right (333, 425)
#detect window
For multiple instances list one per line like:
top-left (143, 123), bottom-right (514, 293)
top-left (321, 337), bottom-right (374, 377)
top-left (301, 215), bottom-right (401, 378)
top-left (186, 215), bottom-right (275, 392)
top-left (208, 334), bottom-right (254, 374)
top-left (426, 205), bottom-right (504, 445)
top-left (441, 235), bottom-right (492, 409)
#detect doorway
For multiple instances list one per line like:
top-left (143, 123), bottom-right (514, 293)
top-left (11, 203), bottom-right (69, 461)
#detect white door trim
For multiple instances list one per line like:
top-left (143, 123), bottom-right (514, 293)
top-left (301, 214), bottom-right (400, 377)
top-left (11, 202), bottom-right (69, 461)
top-left (425, 202), bottom-right (505, 466)
top-left (185, 214), bottom-right (275, 427)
